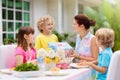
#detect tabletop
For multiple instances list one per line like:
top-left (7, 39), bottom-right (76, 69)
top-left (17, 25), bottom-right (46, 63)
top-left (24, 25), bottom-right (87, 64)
top-left (0, 68), bottom-right (96, 80)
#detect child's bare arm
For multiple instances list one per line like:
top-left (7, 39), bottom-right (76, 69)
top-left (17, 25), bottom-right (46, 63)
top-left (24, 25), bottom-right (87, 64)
top-left (88, 62), bottom-right (107, 74)
top-left (15, 55), bottom-right (23, 66)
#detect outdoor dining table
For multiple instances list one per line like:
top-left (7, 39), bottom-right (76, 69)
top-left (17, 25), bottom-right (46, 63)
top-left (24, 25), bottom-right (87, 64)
top-left (0, 67), bottom-right (96, 80)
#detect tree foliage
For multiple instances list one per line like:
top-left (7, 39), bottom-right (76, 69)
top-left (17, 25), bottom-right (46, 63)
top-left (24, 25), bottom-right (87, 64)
top-left (84, 0), bottom-right (120, 51)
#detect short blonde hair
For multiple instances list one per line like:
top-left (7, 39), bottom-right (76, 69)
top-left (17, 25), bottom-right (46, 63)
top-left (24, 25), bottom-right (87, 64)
top-left (95, 28), bottom-right (115, 48)
top-left (37, 15), bottom-right (54, 33)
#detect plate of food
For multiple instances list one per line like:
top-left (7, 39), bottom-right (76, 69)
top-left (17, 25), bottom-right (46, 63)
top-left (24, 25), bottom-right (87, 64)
top-left (44, 67), bottom-right (69, 76)
top-left (70, 63), bottom-right (89, 69)
top-left (0, 68), bottom-right (13, 74)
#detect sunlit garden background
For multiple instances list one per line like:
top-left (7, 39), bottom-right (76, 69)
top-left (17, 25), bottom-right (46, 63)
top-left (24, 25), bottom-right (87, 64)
top-left (1, 0), bottom-right (120, 51)
top-left (54, 0), bottom-right (120, 51)
top-left (84, 0), bottom-right (120, 51)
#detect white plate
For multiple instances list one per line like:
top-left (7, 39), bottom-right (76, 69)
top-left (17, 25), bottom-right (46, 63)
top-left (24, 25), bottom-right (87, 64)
top-left (44, 70), bottom-right (69, 76)
top-left (0, 69), bottom-right (13, 74)
top-left (12, 70), bottom-right (42, 77)
top-left (70, 63), bottom-right (89, 69)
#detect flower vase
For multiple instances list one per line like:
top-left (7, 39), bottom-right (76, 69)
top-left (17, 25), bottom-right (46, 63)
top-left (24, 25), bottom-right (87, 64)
top-left (45, 62), bottom-right (56, 71)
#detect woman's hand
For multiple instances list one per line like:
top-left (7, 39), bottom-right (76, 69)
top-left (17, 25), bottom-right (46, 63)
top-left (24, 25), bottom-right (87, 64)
top-left (70, 50), bottom-right (80, 58)
top-left (71, 53), bottom-right (79, 58)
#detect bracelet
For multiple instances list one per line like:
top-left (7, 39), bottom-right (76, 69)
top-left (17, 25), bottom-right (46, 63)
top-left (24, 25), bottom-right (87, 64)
top-left (78, 56), bottom-right (80, 59)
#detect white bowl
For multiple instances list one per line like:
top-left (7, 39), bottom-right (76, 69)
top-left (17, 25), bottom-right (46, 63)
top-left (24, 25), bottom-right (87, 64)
top-left (12, 70), bottom-right (43, 77)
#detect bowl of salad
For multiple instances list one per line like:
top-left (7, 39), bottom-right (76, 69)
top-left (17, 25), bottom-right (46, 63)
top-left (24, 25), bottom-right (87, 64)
top-left (12, 63), bottom-right (43, 77)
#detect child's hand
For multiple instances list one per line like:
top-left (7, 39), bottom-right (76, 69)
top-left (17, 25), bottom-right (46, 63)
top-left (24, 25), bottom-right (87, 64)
top-left (78, 60), bottom-right (87, 66)
top-left (79, 60), bottom-right (86, 63)
top-left (78, 60), bottom-right (92, 66)
top-left (83, 61), bottom-right (93, 66)
top-left (27, 59), bottom-right (37, 65)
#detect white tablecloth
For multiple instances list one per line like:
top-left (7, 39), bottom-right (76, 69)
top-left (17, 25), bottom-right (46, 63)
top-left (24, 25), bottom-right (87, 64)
top-left (0, 68), bottom-right (96, 80)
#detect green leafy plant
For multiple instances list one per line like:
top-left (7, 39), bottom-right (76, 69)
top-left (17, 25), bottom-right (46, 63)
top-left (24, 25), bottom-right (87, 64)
top-left (14, 63), bottom-right (39, 71)
top-left (84, 0), bottom-right (120, 51)
top-left (3, 38), bottom-right (16, 45)
top-left (52, 30), bottom-right (76, 48)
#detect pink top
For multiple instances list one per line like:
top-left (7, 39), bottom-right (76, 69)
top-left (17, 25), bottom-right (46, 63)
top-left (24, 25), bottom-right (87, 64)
top-left (15, 46), bottom-right (36, 63)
